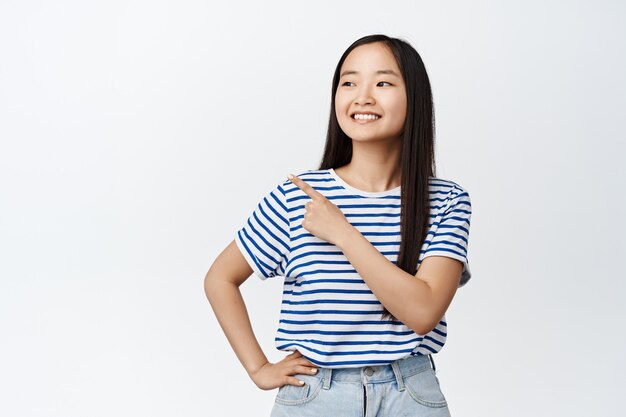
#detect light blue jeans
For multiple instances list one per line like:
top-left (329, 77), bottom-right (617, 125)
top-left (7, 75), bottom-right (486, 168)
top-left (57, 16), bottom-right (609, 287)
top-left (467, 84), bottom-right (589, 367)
top-left (270, 353), bottom-right (451, 417)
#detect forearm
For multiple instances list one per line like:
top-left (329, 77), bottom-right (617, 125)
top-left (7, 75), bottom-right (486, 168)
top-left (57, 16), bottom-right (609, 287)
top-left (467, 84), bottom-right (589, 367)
top-left (335, 226), bottom-right (433, 334)
top-left (204, 278), bottom-right (269, 377)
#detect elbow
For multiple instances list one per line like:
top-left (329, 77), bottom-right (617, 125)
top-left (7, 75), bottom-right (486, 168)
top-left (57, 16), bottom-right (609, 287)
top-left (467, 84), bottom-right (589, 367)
top-left (412, 324), bottom-right (433, 337)
top-left (204, 267), bottom-right (238, 301)
top-left (409, 315), bottom-right (439, 337)
top-left (204, 269), bottom-right (218, 299)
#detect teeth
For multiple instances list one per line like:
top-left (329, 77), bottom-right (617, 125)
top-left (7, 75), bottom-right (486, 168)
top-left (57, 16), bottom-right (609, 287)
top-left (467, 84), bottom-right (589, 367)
top-left (353, 114), bottom-right (380, 120)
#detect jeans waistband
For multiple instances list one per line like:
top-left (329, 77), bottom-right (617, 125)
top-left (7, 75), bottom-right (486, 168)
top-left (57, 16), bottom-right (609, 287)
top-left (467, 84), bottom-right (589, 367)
top-left (318, 354), bottom-right (436, 391)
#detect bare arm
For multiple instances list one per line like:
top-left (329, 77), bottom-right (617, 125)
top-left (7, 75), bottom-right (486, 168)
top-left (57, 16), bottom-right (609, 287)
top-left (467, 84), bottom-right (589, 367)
top-left (203, 239), bottom-right (269, 377)
top-left (336, 227), bottom-right (462, 335)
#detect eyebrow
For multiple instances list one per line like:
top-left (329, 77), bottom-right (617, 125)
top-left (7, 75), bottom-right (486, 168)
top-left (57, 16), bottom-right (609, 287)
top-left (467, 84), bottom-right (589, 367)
top-left (340, 69), bottom-right (401, 78)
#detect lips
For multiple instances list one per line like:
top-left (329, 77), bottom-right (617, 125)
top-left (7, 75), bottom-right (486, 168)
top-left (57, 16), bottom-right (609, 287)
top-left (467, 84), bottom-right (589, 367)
top-left (350, 113), bottom-right (382, 124)
top-left (351, 117), bottom-right (380, 124)
top-left (350, 111), bottom-right (382, 117)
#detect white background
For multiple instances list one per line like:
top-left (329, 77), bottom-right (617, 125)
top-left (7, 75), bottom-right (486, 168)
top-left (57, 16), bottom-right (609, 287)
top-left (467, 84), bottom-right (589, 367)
top-left (1, 1), bottom-right (625, 416)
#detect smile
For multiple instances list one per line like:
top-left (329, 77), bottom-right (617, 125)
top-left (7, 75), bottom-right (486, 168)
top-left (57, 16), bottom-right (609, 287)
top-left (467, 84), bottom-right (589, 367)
top-left (351, 114), bottom-right (382, 124)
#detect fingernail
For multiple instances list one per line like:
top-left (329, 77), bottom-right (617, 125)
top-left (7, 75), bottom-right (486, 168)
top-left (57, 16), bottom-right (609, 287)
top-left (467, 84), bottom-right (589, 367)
top-left (299, 380), bottom-right (305, 385)
top-left (287, 174), bottom-right (294, 180)
top-left (311, 368), bottom-right (317, 373)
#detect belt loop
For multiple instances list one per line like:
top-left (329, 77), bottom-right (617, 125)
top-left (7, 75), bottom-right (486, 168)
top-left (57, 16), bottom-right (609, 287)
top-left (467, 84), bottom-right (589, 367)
top-left (429, 354), bottom-right (437, 373)
top-left (322, 368), bottom-right (332, 389)
top-left (390, 360), bottom-right (406, 392)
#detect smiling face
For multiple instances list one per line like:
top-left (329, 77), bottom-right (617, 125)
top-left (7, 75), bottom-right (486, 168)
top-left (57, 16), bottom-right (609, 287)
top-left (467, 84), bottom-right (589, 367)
top-left (335, 42), bottom-right (407, 143)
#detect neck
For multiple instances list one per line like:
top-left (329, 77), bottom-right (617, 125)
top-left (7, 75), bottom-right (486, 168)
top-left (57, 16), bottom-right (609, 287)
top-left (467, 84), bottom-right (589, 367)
top-left (336, 141), bottom-right (402, 192)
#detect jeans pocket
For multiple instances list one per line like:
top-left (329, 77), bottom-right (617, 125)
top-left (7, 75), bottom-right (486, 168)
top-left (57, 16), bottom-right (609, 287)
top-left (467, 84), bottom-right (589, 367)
top-left (403, 368), bottom-right (448, 408)
top-left (275, 374), bottom-right (323, 406)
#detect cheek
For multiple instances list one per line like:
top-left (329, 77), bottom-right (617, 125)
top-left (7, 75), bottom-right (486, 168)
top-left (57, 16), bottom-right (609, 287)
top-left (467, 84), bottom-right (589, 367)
top-left (390, 99), bottom-right (407, 125)
top-left (334, 99), bottom-right (350, 129)
top-left (334, 94), bottom-right (349, 113)
top-left (334, 102), bottom-right (352, 126)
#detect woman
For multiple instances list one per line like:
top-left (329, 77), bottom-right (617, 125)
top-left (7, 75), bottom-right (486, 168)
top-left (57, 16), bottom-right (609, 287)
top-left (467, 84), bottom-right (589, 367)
top-left (205, 34), bottom-right (473, 416)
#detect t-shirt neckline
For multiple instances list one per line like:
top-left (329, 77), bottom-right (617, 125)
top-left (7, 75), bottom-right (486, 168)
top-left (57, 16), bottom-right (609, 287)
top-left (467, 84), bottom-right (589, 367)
top-left (328, 168), bottom-right (401, 198)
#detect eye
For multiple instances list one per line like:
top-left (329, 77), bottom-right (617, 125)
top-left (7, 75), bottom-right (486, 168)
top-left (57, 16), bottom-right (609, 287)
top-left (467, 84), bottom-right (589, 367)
top-left (340, 81), bottom-right (392, 87)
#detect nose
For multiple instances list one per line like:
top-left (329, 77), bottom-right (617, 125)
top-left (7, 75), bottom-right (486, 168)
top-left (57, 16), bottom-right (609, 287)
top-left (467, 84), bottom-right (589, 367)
top-left (354, 85), bottom-right (375, 106)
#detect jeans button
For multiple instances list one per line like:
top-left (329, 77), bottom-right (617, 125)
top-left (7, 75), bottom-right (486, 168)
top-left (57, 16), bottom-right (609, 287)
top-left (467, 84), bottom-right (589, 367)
top-left (364, 367), bottom-right (374, 376)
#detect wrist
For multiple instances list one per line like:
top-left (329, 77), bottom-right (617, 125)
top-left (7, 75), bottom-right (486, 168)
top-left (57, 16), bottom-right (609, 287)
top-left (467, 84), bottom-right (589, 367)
top-left (248, 359), bottom-right (269, 377)
top-left (335, 224), bottom-right (359, 249)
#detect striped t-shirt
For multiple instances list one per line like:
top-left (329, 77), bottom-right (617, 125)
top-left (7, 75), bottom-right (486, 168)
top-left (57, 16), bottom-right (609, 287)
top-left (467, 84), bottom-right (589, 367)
top-left (235, 168), bottom-right (472, 369)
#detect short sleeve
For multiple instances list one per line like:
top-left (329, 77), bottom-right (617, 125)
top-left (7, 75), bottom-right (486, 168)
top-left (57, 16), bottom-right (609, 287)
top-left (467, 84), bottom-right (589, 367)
top-left (422, 185), bottom-right (472, 287)
top-left (234, 181), bottom-right (291, 280)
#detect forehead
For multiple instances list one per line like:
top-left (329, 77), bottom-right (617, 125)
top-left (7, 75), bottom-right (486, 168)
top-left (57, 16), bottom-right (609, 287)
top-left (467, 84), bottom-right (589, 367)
top-left (340, 43), bottom-right (400, 77)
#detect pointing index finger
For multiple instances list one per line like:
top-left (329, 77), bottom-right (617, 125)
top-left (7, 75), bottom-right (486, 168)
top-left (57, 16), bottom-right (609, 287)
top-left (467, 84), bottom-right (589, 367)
top-left (287, 173), bottom-right (323, 200)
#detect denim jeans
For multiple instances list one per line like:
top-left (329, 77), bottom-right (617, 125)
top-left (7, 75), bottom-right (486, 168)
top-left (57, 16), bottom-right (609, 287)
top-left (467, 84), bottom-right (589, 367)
top-left (270, 353), bottom-right (451, 417)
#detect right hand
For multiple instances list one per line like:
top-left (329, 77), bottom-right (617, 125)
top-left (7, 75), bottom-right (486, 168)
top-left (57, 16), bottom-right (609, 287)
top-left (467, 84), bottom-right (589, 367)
top-left (250, 350), bottom-right (321, 391)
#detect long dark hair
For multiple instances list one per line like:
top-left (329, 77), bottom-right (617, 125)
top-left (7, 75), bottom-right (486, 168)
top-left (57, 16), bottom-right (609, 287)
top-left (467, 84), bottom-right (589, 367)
top-left (318, 34), bottom-right (436, 322)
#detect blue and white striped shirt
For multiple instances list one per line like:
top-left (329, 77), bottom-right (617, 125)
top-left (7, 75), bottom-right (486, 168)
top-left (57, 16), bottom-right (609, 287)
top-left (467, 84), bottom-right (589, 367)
top-left (235, 168), bottom-right (472, 368)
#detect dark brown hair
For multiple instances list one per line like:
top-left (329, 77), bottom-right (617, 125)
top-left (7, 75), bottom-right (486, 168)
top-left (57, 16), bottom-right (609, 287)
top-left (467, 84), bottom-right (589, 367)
top-left (317, 34), bottom-right (436, 321)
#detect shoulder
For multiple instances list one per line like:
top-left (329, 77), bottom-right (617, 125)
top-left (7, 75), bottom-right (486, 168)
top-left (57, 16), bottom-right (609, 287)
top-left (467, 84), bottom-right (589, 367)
top-left (277, 168), bottom-right (328, 200)
top-left (295, 168), bottom-right (328, 178)
top-left (428, 176), bottom-right (471, 214)
top-left (283, 168), bottom-right (330, 188)
top-left (269, 169), bottom-right (318, 191)
top-left (428, 176), bottom-right (470, 197)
